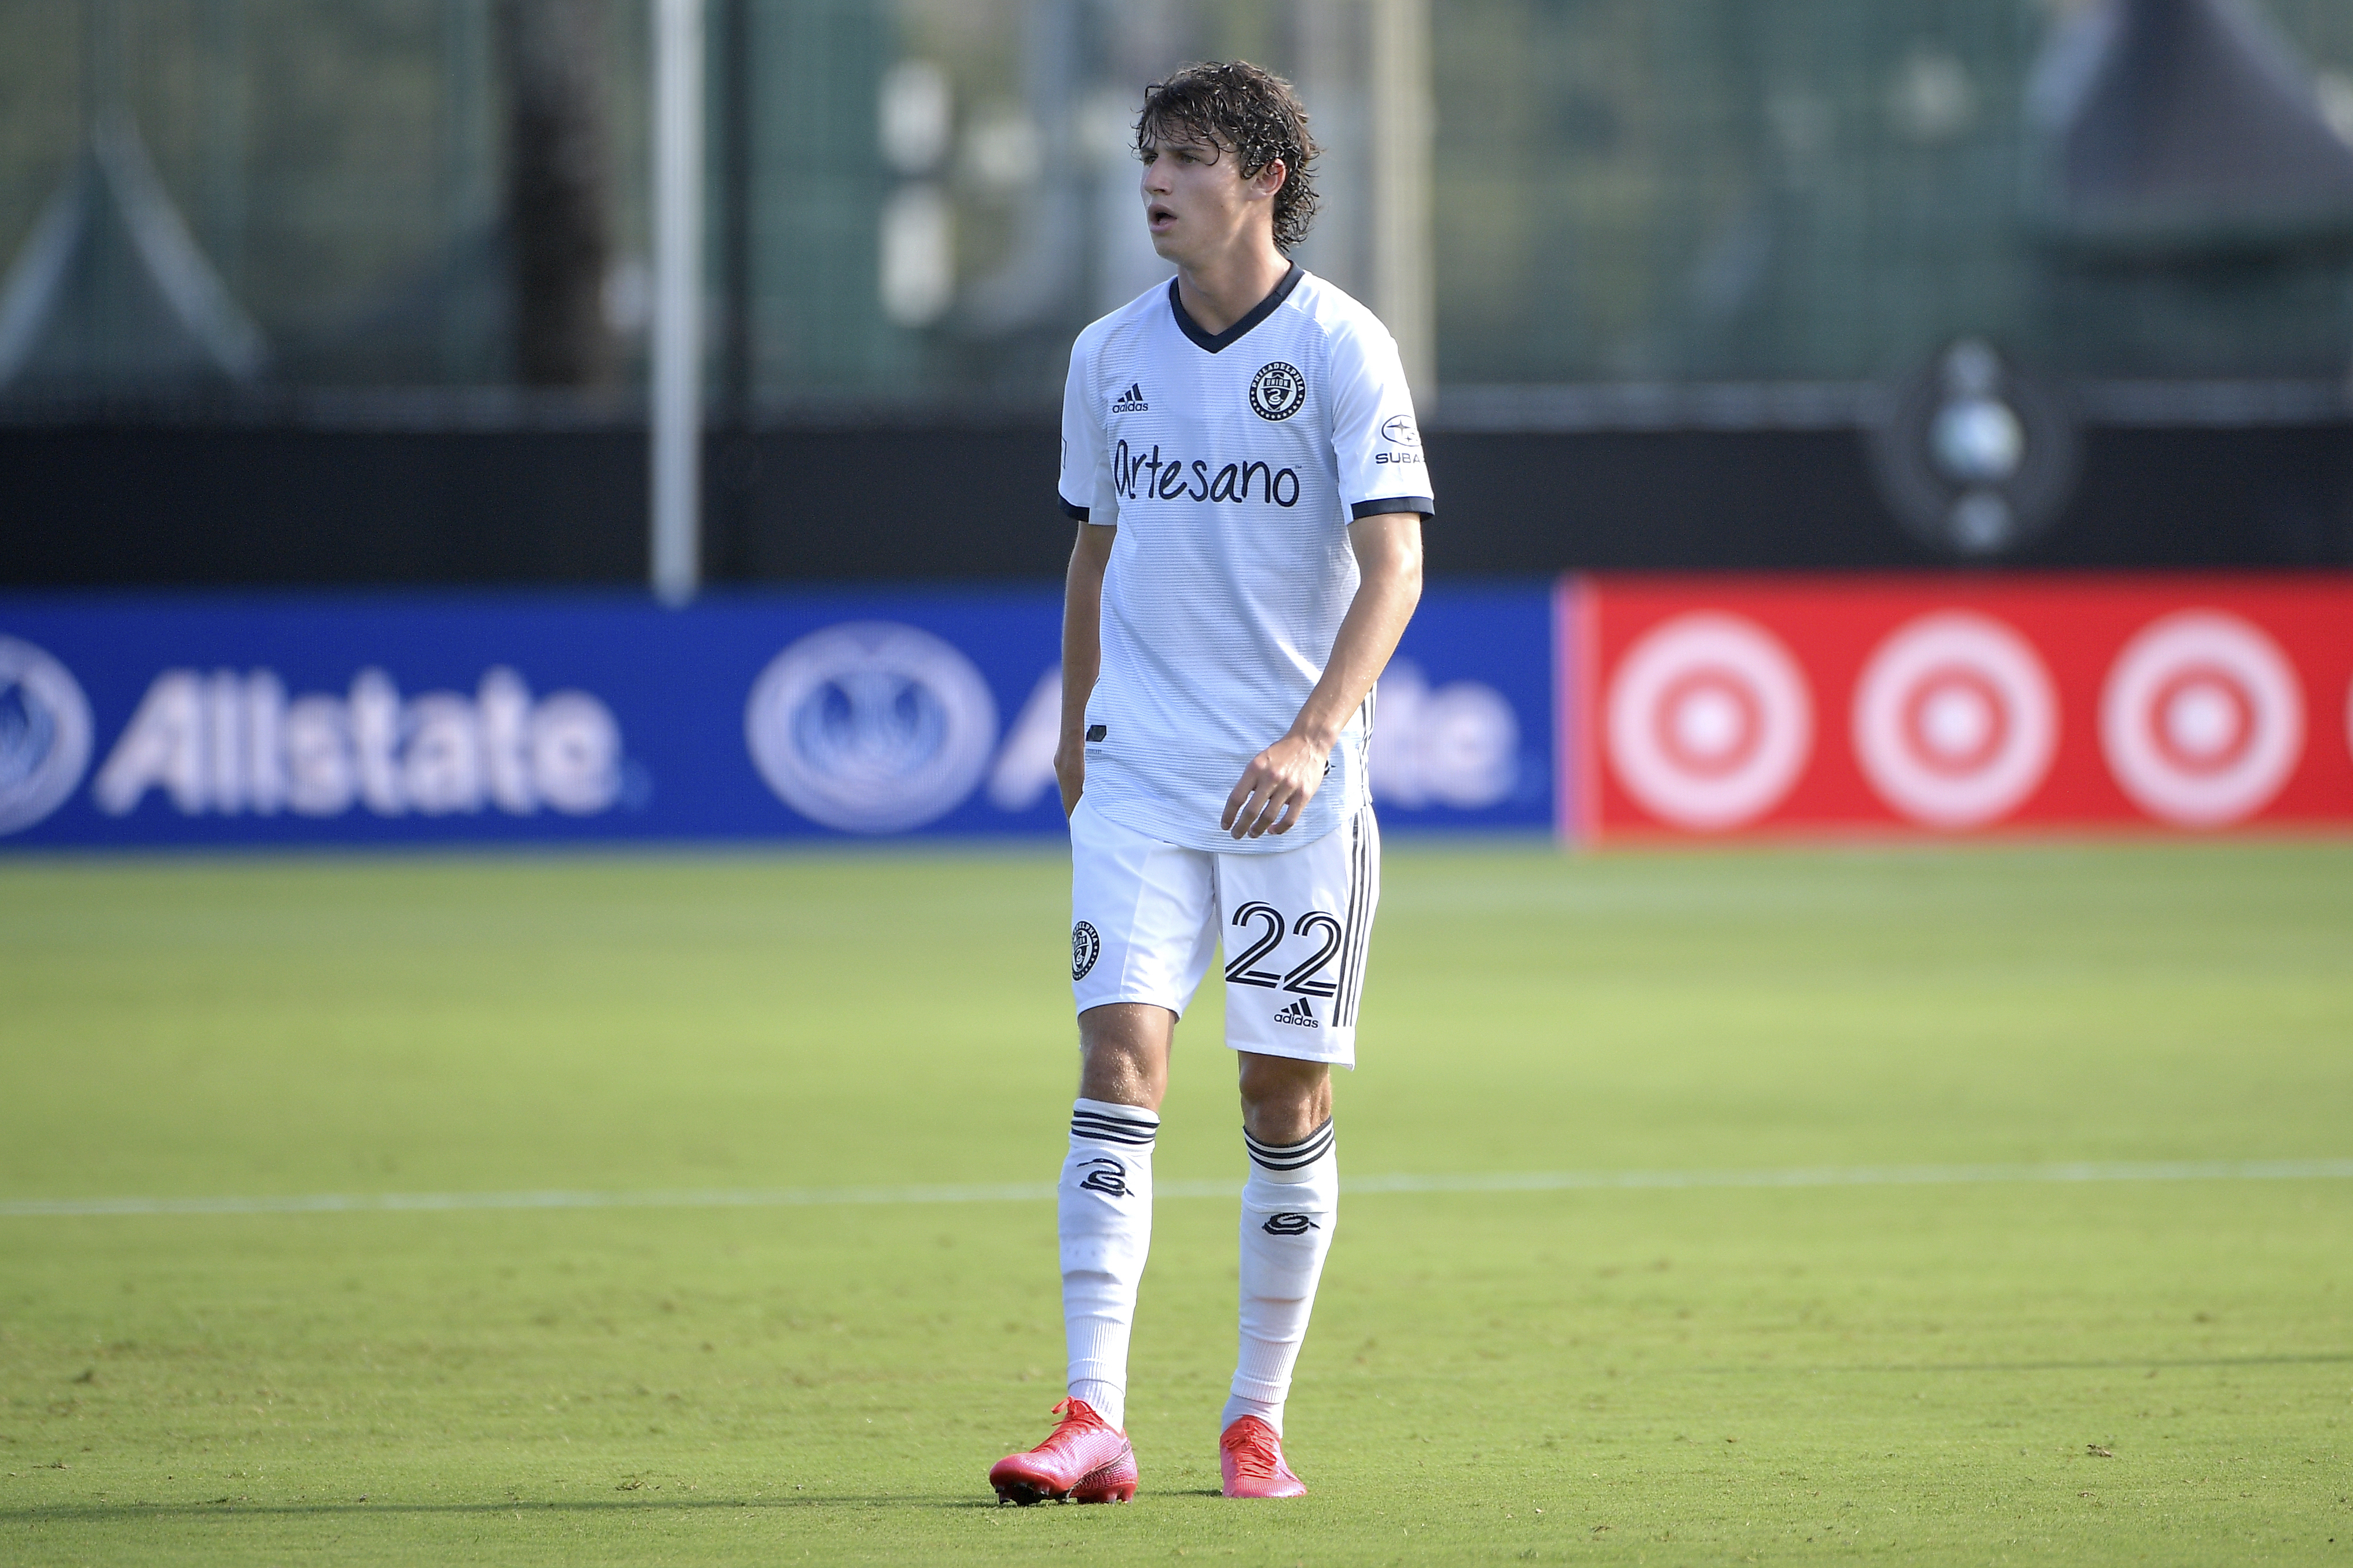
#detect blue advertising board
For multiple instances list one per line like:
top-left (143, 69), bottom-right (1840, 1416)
top-left (0, 585), bottom-right (1553, 848)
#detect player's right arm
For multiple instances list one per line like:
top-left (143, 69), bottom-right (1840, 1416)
top-left (1054, 321), bottom-right (1119, 818)
top-left (1054, 522), bottom-right (1115, 817)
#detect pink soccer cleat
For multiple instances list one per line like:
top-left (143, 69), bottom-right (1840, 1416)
top-left (989, 1398), bottom-right (1138, 1505)
top-left (1219, 1415), bottom-right (1307, 1498)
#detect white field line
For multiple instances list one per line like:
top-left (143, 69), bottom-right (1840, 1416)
top-left (1, 1159), bottom-right (2348, 1220)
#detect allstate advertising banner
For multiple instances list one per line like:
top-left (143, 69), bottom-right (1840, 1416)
top-left (1566, 574), bottom-right (2353, 840)
top-left (0, 586), bottom-right (1552, 848)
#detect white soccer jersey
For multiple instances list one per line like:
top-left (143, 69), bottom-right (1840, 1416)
top-left (1057, 265), bottom-right (1434, 854)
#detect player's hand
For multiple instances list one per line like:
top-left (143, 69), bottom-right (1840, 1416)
top-left (1222, 732), bottom-right (1330, 840)
top-left (1054, 738), bottom-right (1085, 819)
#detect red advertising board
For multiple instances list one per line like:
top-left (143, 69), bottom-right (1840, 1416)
top-left (1561, 574), bottom-right (2353, 841)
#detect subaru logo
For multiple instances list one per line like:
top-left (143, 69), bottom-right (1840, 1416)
top-left (0, 637), bottom-right (93, 836)
top-left (745, 622), bottom-right (999, 833)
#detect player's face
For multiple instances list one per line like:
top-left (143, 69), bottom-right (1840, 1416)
top-left (1139, 133), bottom-right (1282, 265)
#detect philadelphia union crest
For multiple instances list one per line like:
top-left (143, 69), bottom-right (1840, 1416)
top-left (1248, 361), bottom-right (1305, 421)
top-left (1071, 920), bottom-right (1101, 981)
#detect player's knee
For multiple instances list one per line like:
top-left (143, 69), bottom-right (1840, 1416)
top-left (1236, 1053), bottom-right (1330, 1144)
top-left (1077, 1004), bottom-right (1174, 1109)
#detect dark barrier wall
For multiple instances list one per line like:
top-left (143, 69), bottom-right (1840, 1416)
top-left (3, 419), bottom-right (2350, 587)
top-left (2, 428), bottom-right (650, 587)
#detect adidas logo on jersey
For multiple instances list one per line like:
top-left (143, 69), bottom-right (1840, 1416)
top-left (1110, 382), bottom-right (1149, 412)
top-left (1273, 998), bottom-right (1320, 1029)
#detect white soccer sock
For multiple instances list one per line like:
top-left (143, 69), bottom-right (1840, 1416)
top-left (1223, 1118), bottom-right (1339, 1438)
top-left (1060, 1097), bottom-right (1158, 1431)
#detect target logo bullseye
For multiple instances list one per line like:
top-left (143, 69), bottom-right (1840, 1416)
top-left (1607, 613), bottom-right (1813, 829)
top-left (1654, 669), bottom-right (1760, 777)
top-left (2099, 610), bottom-right (2304, 826)
top-left (1852, 611), bottom-right (2057, 828)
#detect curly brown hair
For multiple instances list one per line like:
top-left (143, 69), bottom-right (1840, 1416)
top-left (1135, 60), bottom-right (1321, 252)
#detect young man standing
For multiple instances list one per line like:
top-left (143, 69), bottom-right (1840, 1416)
top-left (989, 60), bottom-right (1429, 1505)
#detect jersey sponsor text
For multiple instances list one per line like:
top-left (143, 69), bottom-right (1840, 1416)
top-left (1113, 440), bottom-right (1301, 508)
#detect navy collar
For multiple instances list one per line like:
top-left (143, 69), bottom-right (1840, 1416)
top-left (1167, 263), bottom-right (1304, 354)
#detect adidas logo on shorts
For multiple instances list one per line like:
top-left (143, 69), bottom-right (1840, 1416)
top-left (1273, 998), bottom-right (1320, 1029)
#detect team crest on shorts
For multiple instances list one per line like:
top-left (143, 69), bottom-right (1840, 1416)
top-left (1071, 920), bottom-right (1101, 981)
top-left (1248, 361), bottom-right (1306, 421)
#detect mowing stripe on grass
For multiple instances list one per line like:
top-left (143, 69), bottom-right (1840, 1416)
top-left (2, 1159), bottom-right (2348, 1218)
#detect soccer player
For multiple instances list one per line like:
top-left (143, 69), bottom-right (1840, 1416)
top-left (988, 60), bottom-right (1430, 1505)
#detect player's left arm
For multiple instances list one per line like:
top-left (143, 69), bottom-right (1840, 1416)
top-left (1222, 511), bottom-right (1423, 840)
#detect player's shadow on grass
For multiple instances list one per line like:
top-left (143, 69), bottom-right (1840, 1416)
top-left (0, 1488), bottom-right (1255, 1524)
top-left (0, 1494), bottom-right (996, 1524)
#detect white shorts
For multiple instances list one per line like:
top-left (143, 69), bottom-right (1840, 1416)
top-left (1068, 795), bottom-right (1381, 1067)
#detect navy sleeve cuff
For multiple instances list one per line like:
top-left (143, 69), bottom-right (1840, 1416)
top-left (1350, 497), bottom-right (1435, 520)
top-left (1058, 495), bottom-right (1090, 522)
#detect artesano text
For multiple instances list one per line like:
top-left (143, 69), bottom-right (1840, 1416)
top-left (1114, 440), bottom-right (1300, 508)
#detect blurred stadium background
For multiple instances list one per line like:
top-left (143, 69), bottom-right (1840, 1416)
top-left (5, 0), bottom-right (2352, 852)
top-left (2, 0), bottom-right (2350, 588)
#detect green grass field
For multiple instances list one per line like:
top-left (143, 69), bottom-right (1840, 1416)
top-left (2, 841), bottom-right (2348, 1565)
